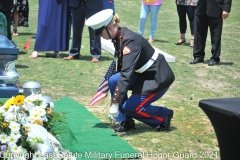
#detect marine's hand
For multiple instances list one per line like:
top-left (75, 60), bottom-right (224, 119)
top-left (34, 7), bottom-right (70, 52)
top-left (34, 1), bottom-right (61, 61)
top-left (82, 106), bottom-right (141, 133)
top-left (108, 103), bottom-right (119, 121)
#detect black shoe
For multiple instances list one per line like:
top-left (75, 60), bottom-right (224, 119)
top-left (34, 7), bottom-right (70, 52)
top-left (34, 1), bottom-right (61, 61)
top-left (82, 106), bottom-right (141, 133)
top-left (208, 59), bottom-right (219, 66)
top-left (190, 58), bottom-right (204, 64)
top-left (175, 38), bottom-right (186, 45)
top-left (114, 121), bottom-right (136, 132)
top-left (157, 109), bottom-right (174, 132)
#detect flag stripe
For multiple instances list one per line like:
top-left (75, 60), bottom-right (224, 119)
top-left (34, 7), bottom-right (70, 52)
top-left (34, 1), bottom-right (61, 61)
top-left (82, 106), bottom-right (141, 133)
top-left (89, 59), bottom-right (116, 107)
top-left (90, 92), bottom-right (108, 106)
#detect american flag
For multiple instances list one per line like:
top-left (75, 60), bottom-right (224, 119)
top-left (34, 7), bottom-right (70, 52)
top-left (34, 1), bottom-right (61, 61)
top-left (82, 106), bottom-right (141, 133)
top-left (89, 59), bottom-right (116, 107)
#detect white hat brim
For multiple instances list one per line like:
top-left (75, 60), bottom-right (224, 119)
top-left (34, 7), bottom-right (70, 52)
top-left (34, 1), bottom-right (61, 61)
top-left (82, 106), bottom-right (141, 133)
top-left (85, 9), bottom-right (114, 30)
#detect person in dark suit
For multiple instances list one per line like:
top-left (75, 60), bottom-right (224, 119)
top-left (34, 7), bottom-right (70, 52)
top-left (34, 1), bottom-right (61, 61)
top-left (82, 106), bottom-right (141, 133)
top-left (190, 0), bottom-right (232, 66)
top-left (86, 9), bottom-right (175, 132)
top-left (63, 0), bottom-right (104, 63)
top-left (0, 0), bottom-right (13, 40)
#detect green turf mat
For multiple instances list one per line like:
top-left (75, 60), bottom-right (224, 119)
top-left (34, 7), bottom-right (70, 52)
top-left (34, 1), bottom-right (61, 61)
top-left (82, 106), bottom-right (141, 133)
top-left (53, 96), bottom-right (139, 159)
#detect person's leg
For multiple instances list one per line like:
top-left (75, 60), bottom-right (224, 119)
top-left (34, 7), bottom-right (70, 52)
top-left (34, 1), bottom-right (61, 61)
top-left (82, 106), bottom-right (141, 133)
top-left (88, 27), bottom-right (101, 62)
top-left (186, 5), bottom-right (196, 47)
top-left (64, 4), bottom-right (84, 59)
top-left (148, 4), bottom-right (161, 42)
top-left (12, 10), bottom-right (19, 36)
top-left (175, 5), bottom-right (187, 44)
top-left (121, 88), bottom-right (173, 131)
top-left (138, 3), bottom-right (149, 37)
top-left (54, 51), bottom-right (61, 58)
top-left (209, 16), bottom-right (222, 64)
top-left (85, 6), bottom-right (102, 62)
top-left (191, 13), bottom-right (208, 62)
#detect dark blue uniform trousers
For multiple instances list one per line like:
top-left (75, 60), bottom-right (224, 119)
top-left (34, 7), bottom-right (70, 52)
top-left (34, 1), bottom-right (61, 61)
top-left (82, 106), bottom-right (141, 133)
top-left (108, 72), bottom-right (169, 128)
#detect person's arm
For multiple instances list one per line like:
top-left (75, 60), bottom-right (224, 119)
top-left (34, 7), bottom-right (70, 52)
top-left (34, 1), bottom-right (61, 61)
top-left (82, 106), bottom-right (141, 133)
top-left (222, 0), bottom-right (232, 20)
top-left (108, 41), bottom-right (141, 121)
top-left (112, 42), bottom-right (141, 105)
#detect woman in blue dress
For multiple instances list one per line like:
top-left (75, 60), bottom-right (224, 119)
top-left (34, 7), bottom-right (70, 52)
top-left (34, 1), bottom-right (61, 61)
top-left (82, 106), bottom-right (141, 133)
top-left (30, 0), bottom-right (70, 58)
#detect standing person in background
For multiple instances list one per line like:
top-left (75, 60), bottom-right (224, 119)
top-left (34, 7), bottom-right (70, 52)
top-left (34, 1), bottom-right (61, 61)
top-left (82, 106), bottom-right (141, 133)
top-left (30, 0), bottom-right (70, 58)
top-left (86, 9), bottom-right (175, 132)
top-left (138, 0), bottom-right (162, 43)
top-left (190, 0), bottom-right (232, 66)
top-left (175, 0), bottom-right (197, 47)
top-left (12, 0), bottom-right (29, 36)
top-left (63, 0), bottom-right (104, 63)
top-left (0, 0), bottom-right (13, 40)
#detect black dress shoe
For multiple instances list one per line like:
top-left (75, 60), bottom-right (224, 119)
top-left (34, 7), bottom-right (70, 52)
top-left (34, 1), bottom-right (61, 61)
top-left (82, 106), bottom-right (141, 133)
top-left (190, 58), bottom-right (204, 64)
top-left (157, 109), bottom-right (174, 132)
top-left (114, 121), bottom-right (136, 132)
top-left (208, 59), bottom-right (219, 66)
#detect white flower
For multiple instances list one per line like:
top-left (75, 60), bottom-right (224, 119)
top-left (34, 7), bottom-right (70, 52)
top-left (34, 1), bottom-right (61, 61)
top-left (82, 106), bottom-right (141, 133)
top-left (9, 121), bottom-right (20, 132)
top-left (11, 144), bottom-right (23, 153)
top-left (36, 106), bottom-right (46, 116)
top-left (8, 105), bottom-right (20, 113)
top-left (24, 94), bottom-right (34, 103)
top-left (0, 133), bottom-right (8, 143)
top-left (25, 116), bottom-right (35, 124)
top-left (7, 136), bottom-right (18, 146)
top-left (30, 110), bottom-right (41, 121)
top-left (0, 106), bottom-right (5, 113)
top-left (3, 112), bottom-right (16, 123)
top-left (39, 103), bottom-right (48, 109)
top-left (10, 131), bottom-right (21, 140)
top-left (33, 94), bottom-right (43, 101)
top-left (24, 102), bottom-right (35, 112)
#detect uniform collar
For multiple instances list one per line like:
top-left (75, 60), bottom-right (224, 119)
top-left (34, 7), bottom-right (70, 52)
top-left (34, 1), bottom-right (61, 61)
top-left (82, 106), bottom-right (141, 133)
top-left (113, 27), bottom-right (122, 42)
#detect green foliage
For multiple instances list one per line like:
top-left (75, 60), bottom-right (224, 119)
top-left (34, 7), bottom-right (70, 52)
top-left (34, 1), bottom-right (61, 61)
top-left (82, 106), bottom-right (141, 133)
top-left (0, 100), bottom-right (4, 106)
top-left (45, 110), bottom-right (68, 139)
top-left (27, 137), bottom-right (44, 149)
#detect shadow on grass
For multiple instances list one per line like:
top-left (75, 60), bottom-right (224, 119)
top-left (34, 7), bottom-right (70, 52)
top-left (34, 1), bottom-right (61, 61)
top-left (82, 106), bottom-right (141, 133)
top-left (80, 55), bottom-right (113, 61)
top-left (204, 60), bottom-right (234, 66)
top-left (154, 39), bottom-right (169, 43)
top-left (183, 42), bottom-right (192, 47)
top-left (101, 122), bottom-right (177, 135)
top-left (33, 53), bottom-right (113, 61)
top-left (18, 51), bottom-right (28, 55)
top-left (15, 32), bottom-right (36, 37)
top-left (16, 64), bottom-right (29, 69)
top-left (93, 122), bottom-right (110, 129)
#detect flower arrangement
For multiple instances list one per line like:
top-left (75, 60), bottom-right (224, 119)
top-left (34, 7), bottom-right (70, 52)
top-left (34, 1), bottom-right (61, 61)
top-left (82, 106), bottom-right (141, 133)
top-left (0, 94), bottom-right (74, 160)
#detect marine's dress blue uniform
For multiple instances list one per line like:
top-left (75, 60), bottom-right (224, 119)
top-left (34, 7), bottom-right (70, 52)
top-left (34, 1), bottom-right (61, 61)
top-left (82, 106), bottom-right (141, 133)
top-left (109, 27), bottom-right (175, 128)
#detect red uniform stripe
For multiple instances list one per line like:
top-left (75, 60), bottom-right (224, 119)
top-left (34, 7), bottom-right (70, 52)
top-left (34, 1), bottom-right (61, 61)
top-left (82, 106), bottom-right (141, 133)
top-left (135, 93), bottom-right (164, 122)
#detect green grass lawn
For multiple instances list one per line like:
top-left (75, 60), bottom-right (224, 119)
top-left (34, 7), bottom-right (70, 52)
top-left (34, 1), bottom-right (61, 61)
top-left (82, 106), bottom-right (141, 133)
top-left (9, 0), bottom-right (240, 159)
